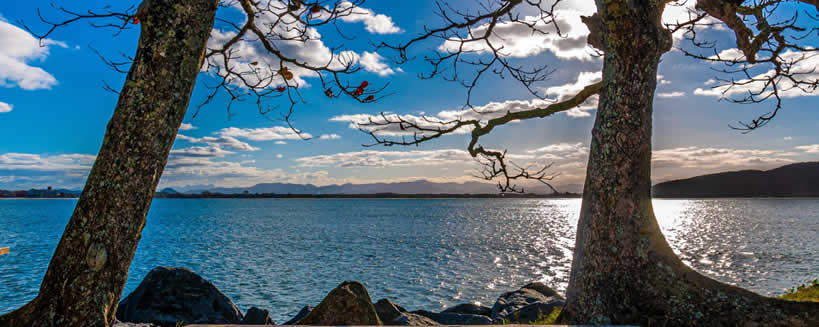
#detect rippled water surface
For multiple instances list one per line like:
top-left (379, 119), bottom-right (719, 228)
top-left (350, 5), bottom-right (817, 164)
top-left (1, 198), bottom-right (817, 322)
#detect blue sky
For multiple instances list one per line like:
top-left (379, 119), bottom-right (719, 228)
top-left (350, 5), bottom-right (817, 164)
top-left (0, 0), bottom-right (817, 192)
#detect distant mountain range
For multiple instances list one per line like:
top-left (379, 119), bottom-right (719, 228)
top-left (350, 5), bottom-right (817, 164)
top-left (6, 162), bottom-right (817, 198)
top-left (652, 162), bottom-right (819, 198)
top-left (179, 180), bottom-right (555, 195)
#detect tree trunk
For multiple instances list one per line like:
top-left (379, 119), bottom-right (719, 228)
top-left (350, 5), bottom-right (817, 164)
top-left (0, 1), bottom-right (218, 326)
top-left (560, 1), bottom-right (819, 326)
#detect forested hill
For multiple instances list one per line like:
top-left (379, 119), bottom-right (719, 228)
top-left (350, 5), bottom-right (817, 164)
top-left (652, 162), bottom-right (819, 198)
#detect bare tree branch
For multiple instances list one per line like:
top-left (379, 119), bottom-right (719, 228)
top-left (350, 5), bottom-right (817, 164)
top-left (677, 0), bottom-right (819, 131)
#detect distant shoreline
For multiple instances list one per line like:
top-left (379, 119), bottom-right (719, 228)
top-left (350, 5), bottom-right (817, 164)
top-left (152, 192), bottom-right (582, 199)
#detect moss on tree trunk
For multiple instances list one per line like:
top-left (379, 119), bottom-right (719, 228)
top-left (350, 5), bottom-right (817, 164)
top-left (560, 1), bottom-right (819, 326)
top-left (0, 1), bottom-right (218, 326)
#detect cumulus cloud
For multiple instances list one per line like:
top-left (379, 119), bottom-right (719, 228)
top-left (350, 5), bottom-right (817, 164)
top-left (0, 153), bottom-right (95, 171)
top-left (337, 1), bottom-right (402, 34)
top-left (795, 144), bottom-right (819, 153)
top-left (438, 10), bottom-right (595, 61)
top-left (652, 147), bottom-right (797, 170)
top-left (527, 142), bottom-right (589, 160)
top-left (331, 71), bottom-right (600, 137)
top-left (218, 126), bottom-right (311, 141)
top-left (694, 50), bottom-right (819, 99)
top-left (179, 123), bottom-right (197, 131)
top-left (0, 19), bottom-right (63, 90)
top-left (204, 2), bottom-right (399, 88)
top-left (543, 71), bottom-right (601, 117)
top-left (0, 101), bottom-right (12, 113)
top-left (176, 134), bottom-right (259, 151)
top-left (0, 153), bottom-right (95, 189)
top-left (656, 91), bottom-right (685, 98)
top-left (170, 145), bottom-right (234, 158)
top-left (359, 51), bottom-right (395, 76)
top-left (295, 149), bottom-right (475, 168)
top-left (159, 156), bottom-right (337, 188)
top-left (206, 28), bottom-right (356, 87)
top-left (319, 133), bottom-right (341, 140)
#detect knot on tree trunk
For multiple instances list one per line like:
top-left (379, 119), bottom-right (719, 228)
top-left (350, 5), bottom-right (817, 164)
top-left (581, 14), bottom-right (603, 51)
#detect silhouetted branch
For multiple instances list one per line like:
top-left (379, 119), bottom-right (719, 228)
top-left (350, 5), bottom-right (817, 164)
top-left (676, 0), bottom-right (819, 131)
top-left (354, 81), bottom-right (601, 192)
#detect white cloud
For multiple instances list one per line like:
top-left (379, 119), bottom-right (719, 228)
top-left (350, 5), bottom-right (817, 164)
top-left (0, 152), bottom-right (95, 171)
top-left (330, 112), bottom-right (467, 137)
top-left (337, 1), bottom-right (402, 34)
top-left (543, 71), bottom-right (601, 117)
top-left (274, 141), bottom-right (287, 145)
top-left (796, 144), bottom-right (819, 153)
top-left (331, 71), bottom-right (600, 137)
top-left (0, 19), bottom-right (63, 90)
top-left (170, 145), bottom-right (234, 158)
top-left (707, 48), bottom-right (746, 62)
top-left (159, 156), bottom-right (336, 188)
top-left (275, 154), bottom-right (283, 158)
top-left (359, 51), bottom-right (395, 76)
top-left (657, 91), bottom-right (685, 98)
top-left (295, 149), bottom-right (475, 168)
top-left (652, 147), bottom-right (797, 170)
top-left (695, 50), bottom-right (819, 99)
top-left (0, 101), bottom-right (12, 113)
top-left (176, 134), bottom-right (259, 151)
top-left (204, 2), bottom-right (399, 88)
top-left (218, 126), bottom-right (311, 141)
top-left (784, 136), bottom-right (792, 141)
top-left (179, 123), bottom-right (196, 131)
top-left (527, 142), bottom-right (589, 160)
top-left (438, 9), bottom-right (595, 61)
top-left (319, 133), bottom-right (341, 140)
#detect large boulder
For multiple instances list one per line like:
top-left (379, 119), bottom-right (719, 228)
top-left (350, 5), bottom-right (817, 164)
top-left (412, 310), bottom-right (493, 325)
top-left (389, 312), bottom-right (440, 326)
top-left (116, 267), bottom-right (243, 327)
top-left (282, 306), bottom-right (313, 325)
top-left (375, 298), bottom-right (406, 322)
top-left (241, 307), bottom-right (276, 325)
top-left (295, 281), bottom-right (382, 325)
top-left (490, 283), bottom-right (565, 323)
top-left (521, 282), bottom-right (560, 298)
top-left (441, 303), bottom-right (491, 316)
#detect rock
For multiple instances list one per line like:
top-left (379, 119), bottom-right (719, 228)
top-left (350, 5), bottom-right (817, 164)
top-left (116, 267), bottom-right (243, 327)
top-left (521, 282), bottom-right (560, 298)
top-left (295, 281), bottom-right (382, 325)
top-left (375, 298), bottom-right (405, 322)
top-left (490, 283), bottom-right (565, 323)
top-left (282, 306), bottom-right (313, 325)
top-left (389, 312), bottom-right (440, 326)
top-left (241, 307), bottom-right (276, 325)
top-left (502, 302), bottom-right (563, 324)
top-left (412, 310), bottom-right (493, 325)
top-left (441, 303), bottom-right (491, 316)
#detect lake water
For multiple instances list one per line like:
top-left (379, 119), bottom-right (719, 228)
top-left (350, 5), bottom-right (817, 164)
top-left (0, 198), bottom-right (817, 322)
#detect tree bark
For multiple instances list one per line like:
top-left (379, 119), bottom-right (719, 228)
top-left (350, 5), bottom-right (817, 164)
top-left (560, 1), bottom-right (819, 326)
top-left (0, 1), bottom-right (218, 326)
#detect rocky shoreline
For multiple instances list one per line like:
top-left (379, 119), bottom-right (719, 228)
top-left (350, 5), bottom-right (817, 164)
top-left (114, 267), bottom-right (565, 327)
